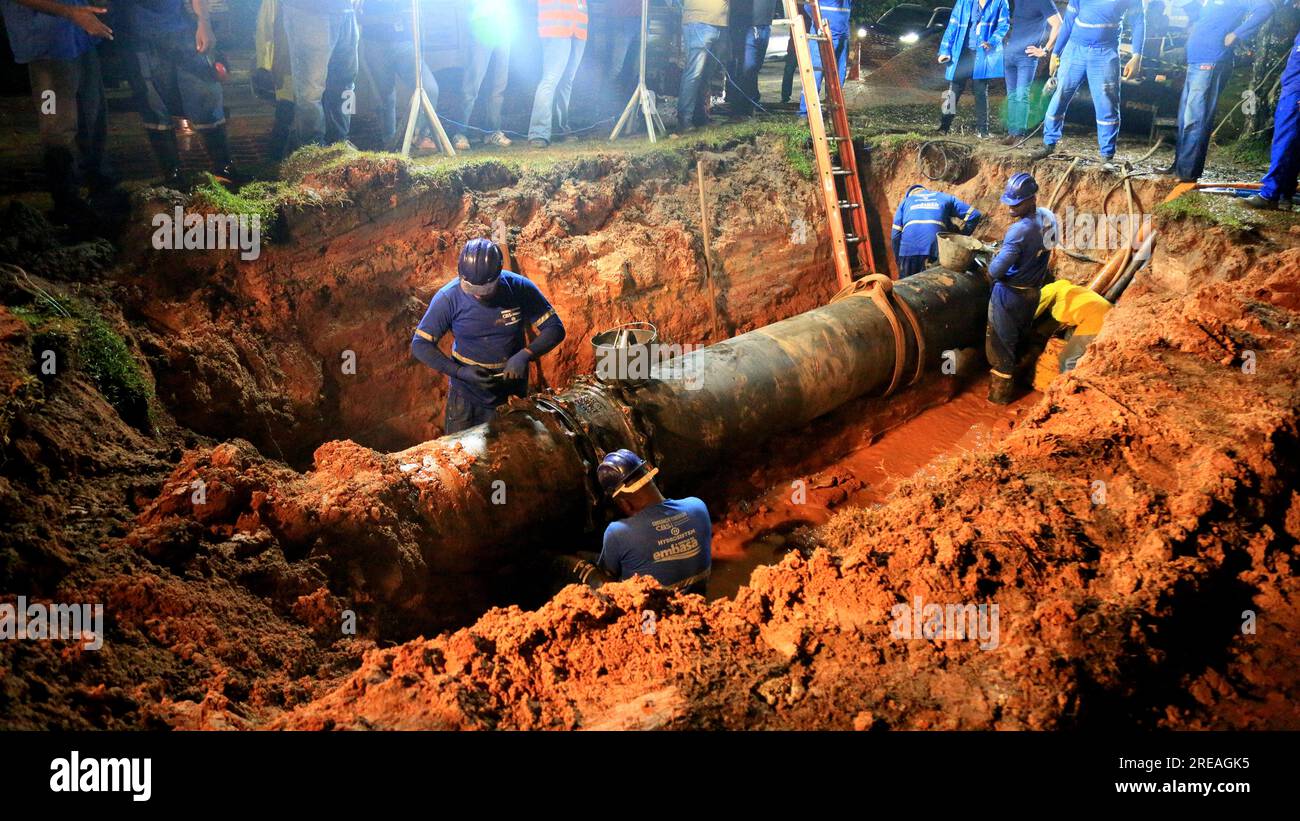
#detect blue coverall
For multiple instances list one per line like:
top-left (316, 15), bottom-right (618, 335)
top-left (799, 1), bottom-right (852, 115)
top-left (1042, 0), bottom-right (1146, 158)
top-left (1259, 29), bottom-right (1300, 203)
top-left (1174, 0), bottom-right (1275, 181)
top-left (892, 185), bottom-right (983, 277)
top-left (985, 214), bottom-right (1051, 377)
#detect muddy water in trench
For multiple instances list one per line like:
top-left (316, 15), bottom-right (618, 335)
top-left (707, 381), bottom-right (1037, 599)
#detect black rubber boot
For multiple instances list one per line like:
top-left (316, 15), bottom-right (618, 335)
top-left (1028, 142), bottom-right (1055, 161)
top-left (199, 124), bottom-right (241, 185)
top-left (938, 113), bottom-right (955, 134)
top-left (1241, 194), bottom-right (1278, 210)
top-left (145, 129), bottom-right (184, 189)
top-left (269, 99), bottom-right (295, 162)
top-left (988, 372), bottom-right (1016, 405)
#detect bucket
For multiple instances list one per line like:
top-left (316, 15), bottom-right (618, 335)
top-left (937, 232), bottom-right (984, 272)
top-left (591, 321), bottom-right (658, 384)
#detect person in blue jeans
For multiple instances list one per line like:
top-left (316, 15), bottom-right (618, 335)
top-left (120, 0), bottom-right (237, 186)
top-left (281, 0), bottom-right (359, 147)
top-left (1159, 0), bottom-right (1275, 182)
top-left (674, 0), bottom-right (728, 131)
top-left (453, 0), bottom-right (518, 150)
top-left (1244, 27), bottom-right (1300, 209)
top-left (1034, 0), bottom-right (1146, 162)
top-left (0, 0), bottom-right (113, 225)
top-left (729, 0), bottom-right (776, 116)
top-left (360, 0), bottom-right (439, 151)
top-left (528, 0), bottom-right (588, 147)
top-left (891, 184), bottom-right (983, 277)
top-left (1001, 0), bottom-right (1062, 142)
top-left (937, 0), bottom-right (1010, 138)
top-left (410, 239), bottom-right (566, 434)
top-left (799, 1), bottom-right (852, 115)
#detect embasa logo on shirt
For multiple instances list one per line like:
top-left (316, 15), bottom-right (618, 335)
top-left (496, 307), bottom-right (522, 327)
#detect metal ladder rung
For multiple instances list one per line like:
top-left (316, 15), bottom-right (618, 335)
top-left (843, 234), bottom-right (862, 244)
top-left (830, 167), bottom-right (853, 176)
top-left (838, 201), bottom-right (861, 210)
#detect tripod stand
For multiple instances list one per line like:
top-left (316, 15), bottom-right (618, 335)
top-left (609, 0), bottom-right (665, 142)
top-left (400, 0), bottom-right (456, 157)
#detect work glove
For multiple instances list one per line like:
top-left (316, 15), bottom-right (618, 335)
top-left (504, 349), bottom-right (532, 381)
top-left (456, 364), bottom-right (496, 392)
top-left (1123, 53), bottom-right (1142, 81)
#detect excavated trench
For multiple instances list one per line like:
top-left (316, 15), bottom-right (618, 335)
top-left (6, 125), bottom-right (1300, 730)
top-left (121, 135), bottom-right (1128, 640)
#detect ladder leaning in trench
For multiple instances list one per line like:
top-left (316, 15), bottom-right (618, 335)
top-left (776, 0), bottom-right (875, 289)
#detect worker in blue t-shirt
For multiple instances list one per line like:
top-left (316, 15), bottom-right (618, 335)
top-left (892, 184), bottom-right (983, 277)
top-left (986, 172), bottom-right (1052, 404)
top-left (581, 449), bottom-right (712, 595)
top-left (410, 238), bottom-right (566, 435)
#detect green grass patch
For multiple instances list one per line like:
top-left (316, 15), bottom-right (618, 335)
top-left (11, 295), bottom-right (153, 427)
top-left (1219, 135), bottom-right (1271, 169)
top-left (1156, 191), bottom-right (1264, 234)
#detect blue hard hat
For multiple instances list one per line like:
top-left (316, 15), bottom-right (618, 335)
top-left (458, 238), bottom-right (504, 295)
top-left (597, 449), bottom-right (659, 497)
top-left (1001, 172), bottom-right (1039, 206)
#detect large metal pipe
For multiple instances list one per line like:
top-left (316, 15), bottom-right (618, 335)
top-left (264, 268), bottom-right (990, 633)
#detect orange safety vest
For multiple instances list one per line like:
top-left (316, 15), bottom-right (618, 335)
top-left (538, 0), bottom-right (589, 39)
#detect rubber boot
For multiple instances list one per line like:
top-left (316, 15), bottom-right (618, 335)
top-left (988, 372), bottom-right (1016, 404)
top-left (938, 113), bottom-right (955, 134)
top-left (269, 99), bottom-right (295, 162)
top-left (145, 129), bottom-right (185, 189)
top-left (199, 124), bottom-right (240, 185)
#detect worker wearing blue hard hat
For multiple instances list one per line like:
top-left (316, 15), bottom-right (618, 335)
top-left (411, 238), bottom-right (566, 434)
top-left (556, 449), bottom-right (712, 594)
top-left (985, 172), bottom-right (1053, 404)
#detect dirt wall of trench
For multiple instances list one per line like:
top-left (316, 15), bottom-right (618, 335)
top-left (120, 136), bottom-right (841, 465)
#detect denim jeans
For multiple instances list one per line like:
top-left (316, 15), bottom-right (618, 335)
top-left (678, 22), bottom-right (722, 127)
top-left (27, 49), bottom-right (109, 205)
top-left (947, 46), bottom-right (989, 134)
top-left (799, 18), bottom-right (849, 114)
top-left (1174, 60), bottom-right (1231, 181)
top-left (529, 35), bottom-right (586, 142)
top-left (456, 34), bottom-right (511, 140)
top-left (1004, 49), bottom-right (1040, 137)
top-left (1042, 41), bottom-right (1121, 157)
top-left (731, 25), bottom-right (771, 115)
top-left (126, 30), bottom-right (226, 130)
top-left (283, 6), bottom-right (360, 146)
top-left (1260, 86), bottom-right (1300, 202)
top-left (363, 37), bottom-right (438, 150)
top-left (608, 16), bottom-right (640, 88)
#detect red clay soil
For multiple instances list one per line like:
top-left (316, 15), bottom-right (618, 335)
top-left (277, 211), bottom-right (1300, 729)
top-left (2, 133), bottom-right (1298, 729)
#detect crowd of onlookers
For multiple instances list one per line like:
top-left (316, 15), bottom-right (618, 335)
top-left (4, 0), bottom-right (847, 225)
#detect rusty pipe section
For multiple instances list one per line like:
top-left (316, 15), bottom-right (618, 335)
top-left (277, 268), bottom-right (989, 631)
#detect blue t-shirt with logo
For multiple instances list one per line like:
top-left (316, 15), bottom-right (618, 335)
top-left (414, 270), bottom-right (558, 404)
top-left (599, 497), bottom-right (712, 592)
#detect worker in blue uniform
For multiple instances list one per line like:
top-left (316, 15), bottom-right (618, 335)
top-left (552, 449), bottom-right (713, 595)
top-left (1243, 26), bottom-right (1300, 209)
top-left (1160, 0), bottom-right (1276, 182)
top-left (985, 172), bottom-right (1052, 404)
top-left (799, 1), bottom-right (852, 115)
top-left (1034, 0), bottom-right (1146, 162)
top-left (411, 238), bottom-right (567, 434)
top-left (892, 184), bottom-right (983, 277)
top-left (936, 0), bottom-right (1011, 139)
